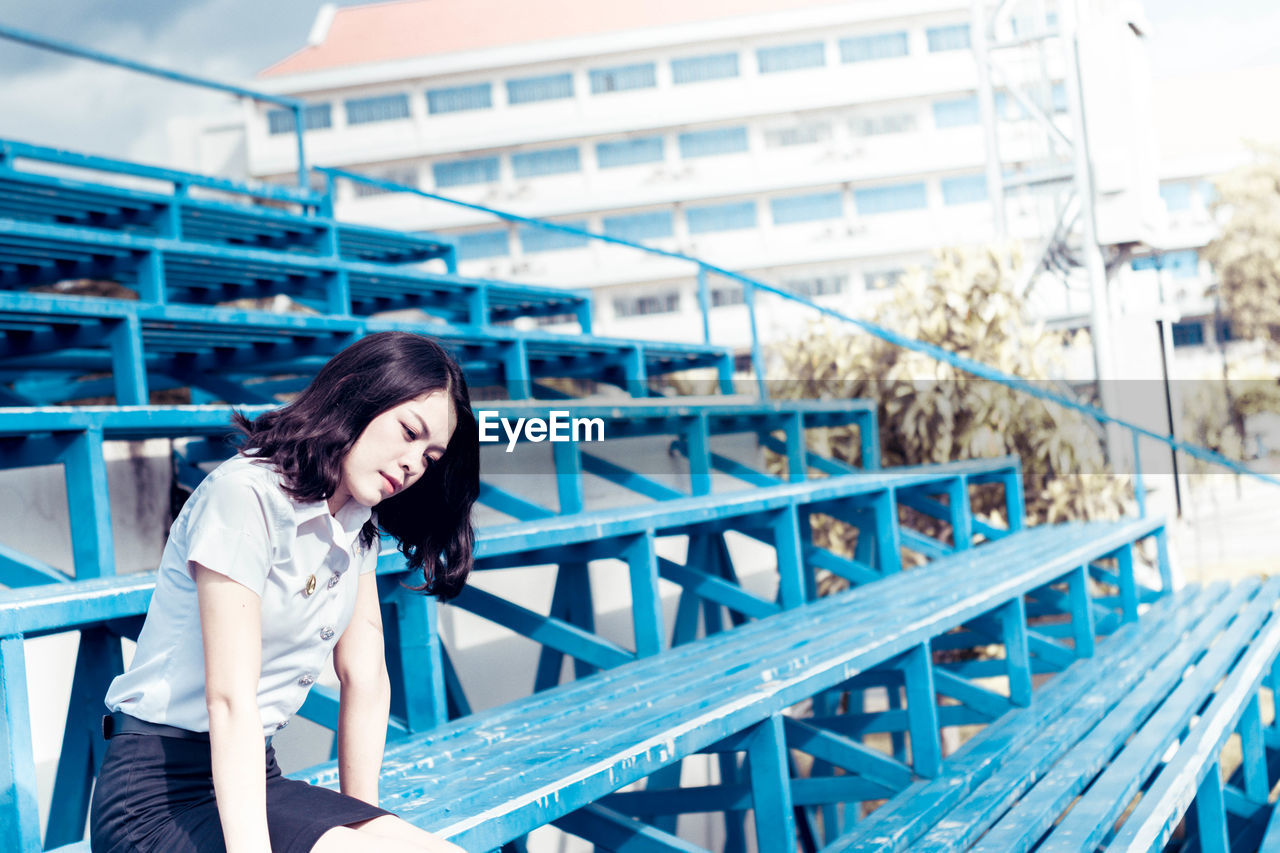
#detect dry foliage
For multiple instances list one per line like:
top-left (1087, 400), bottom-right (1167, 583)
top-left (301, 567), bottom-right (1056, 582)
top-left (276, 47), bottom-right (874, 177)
top-left (768, 246), bottom-right (1132, 573)
top-left (1203, 145), bottom-right (1280, 358)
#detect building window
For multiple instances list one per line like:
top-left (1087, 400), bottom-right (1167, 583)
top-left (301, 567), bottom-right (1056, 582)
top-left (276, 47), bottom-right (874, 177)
top-left (770, 190), bottom-right (844, 225)
top-left (678, 126), bottom-right (750, 159)
top-left (614, 291), bottom-right (680, 317)
top-left (596, 136), bottom-right (665, 168)
top-left (602, 210), bottom-right (674, 243)
top-left (432, 156), bottom-right (500, 188)
top-left (784, 274), bottom-right (848, 297)
top-left (927, 23), bottom-right (972, 52)
top-left (1167, 250), bottom-right (1200, 278)
top-left (1131, 250), bottom-right (1199, 278)
top-left (520, 220), bottom-right (590, 253)
top-left (351, 166), bottom-right (419, 197)
top-left (345, 94), bottom-right (411, 125)
top-left (1052, 82), bottom-right (1068, 113)
top-left (850, 111), bottom-right (917, 136)
top-left (267, 104), bottom-right (331, 135)
top-left (1216, 320), bottom-right (1235, 343)
top-left (941, 174), bottom-right (989, 205)
top-left (757, 42), bottom-right (826, 74)
top-left (589, 63), bottom-right (657, 94)
top-left (511, 146), bottom-right (581, 179)
top-left (1012, 12), bottom-right (1059, 36)
top-left (427, 83), bottom-right (492, 114)
top-left (507, 72), bottom-right (574, 105)
top-left (764, 121), bottom-right (832, 148)
top-left (712, 287), bottom-right (744, 307)
top-left (933, 96), bottom-right (981, 128)
top-left (1160, 182), bottom-right (1193, 212)
top-left (456, 228), bottom-right (510, 261)
top-left (1170, 321), bottom-right (1205, 347)
top-left (687, 200), bottom-right (757, 234)
top-left (840, 32), bottom-right (909, 62)
top-left (865, 269), bottom-right (905, 290)
top-left (855, 182), bottom-right (928, 215)
top-left (671, 52), bottom-right (740, 84)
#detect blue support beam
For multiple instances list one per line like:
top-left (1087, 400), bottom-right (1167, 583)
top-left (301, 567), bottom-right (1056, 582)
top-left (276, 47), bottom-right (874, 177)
top-left (746, 715), bottom-right (795, 853)
top-left (0, 635), bottom-right (39, 853)
top-left (554, 803), bottom-right (710, 853)
top-left (45, 629), bottom-right (123, 849)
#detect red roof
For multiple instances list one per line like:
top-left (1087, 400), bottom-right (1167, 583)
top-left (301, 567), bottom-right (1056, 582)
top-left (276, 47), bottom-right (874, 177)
top-left (260, 0), bottom-right (858, 78)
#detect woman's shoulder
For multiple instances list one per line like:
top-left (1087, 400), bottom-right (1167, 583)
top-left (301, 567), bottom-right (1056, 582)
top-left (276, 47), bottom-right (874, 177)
top-left (192, 454), bottom-right (292, 515)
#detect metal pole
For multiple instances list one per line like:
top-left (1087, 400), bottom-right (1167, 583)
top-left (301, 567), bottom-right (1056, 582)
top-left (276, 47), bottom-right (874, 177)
top-left (697, 266), bottom-right (712, 344)
top-left (742, 283), bottom-right (768, 400)
top-left (292, 104), bottom-right (309, 191)
top-left (1060, 0), bottom-right (1122, 461)
top-left (1155, 317), bottom-right (1183, 517)
top-left (972, 0), bottom-right (1007, 237)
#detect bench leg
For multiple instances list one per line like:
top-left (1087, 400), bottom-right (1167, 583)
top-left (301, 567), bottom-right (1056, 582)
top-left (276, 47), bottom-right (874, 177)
top-left (747, 714), bottom-right (796, 853)
top-left (999, 597), bottom-right (1033, 707)
top-left (386, 589), bottom-right (449, 731)
top-left (1067, 565), bottom-right (1096, 658)
top-left (625, 533), bottom-right (664, 657)
top-left (902, 642), bottom-right (941, 777)
top-left (46, 628), bottom-right (123, 850)
top-left (1240, 694), bottom-right (1270, 804)
top-left (872, 489), bottom-right (901, 575)
top-left (1116, 543), bottom-right (1139, 623)
top-left (0, 635), bottom-right (40, 853)
top-left (946, 477), bottom-right (972, 551)
top-left (774, 505), bottom-right (807, 610)
top-left (719, 752), bottom-right (749, 853)
top-left (1194, 759), bottom-right (1230, 853)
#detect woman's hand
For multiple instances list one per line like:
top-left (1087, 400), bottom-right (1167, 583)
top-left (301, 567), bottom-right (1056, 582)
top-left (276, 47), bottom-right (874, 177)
top-left (333, 570), bottom-right (392, 806)
top-left (197, 563), bottom-right (273, 853)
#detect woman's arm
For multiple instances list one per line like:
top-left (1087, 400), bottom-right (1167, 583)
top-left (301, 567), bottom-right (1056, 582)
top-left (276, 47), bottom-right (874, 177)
top-left (196, 563), bottom-right (272, 853)
top-left (333, 569), bottom-right (392, 806)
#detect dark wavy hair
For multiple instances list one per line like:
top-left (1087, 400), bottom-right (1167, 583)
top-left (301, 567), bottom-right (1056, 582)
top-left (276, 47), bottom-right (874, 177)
top-left (233, 332), bottom-right (479, 600)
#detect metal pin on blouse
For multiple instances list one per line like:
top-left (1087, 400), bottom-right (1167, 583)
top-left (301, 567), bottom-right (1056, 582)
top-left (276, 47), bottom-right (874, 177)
top-left (304, 574), bottom-right (317, 596)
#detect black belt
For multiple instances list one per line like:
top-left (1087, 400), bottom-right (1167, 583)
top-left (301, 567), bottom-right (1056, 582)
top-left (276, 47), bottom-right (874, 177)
top-left (102, 712), bottom-right (274, 747)
top-left (103, 711), bottom-right (209, 742)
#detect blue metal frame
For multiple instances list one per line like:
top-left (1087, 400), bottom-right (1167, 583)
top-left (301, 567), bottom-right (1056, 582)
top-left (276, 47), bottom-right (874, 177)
top-left (319, 168), bottom-right (1280, 507)
top-left (0, 32), bottom-right (1262, 848)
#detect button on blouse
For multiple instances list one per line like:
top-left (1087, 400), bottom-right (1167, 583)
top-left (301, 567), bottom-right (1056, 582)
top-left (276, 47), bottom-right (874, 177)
top-left (104, 454), bottom-right (380, 737)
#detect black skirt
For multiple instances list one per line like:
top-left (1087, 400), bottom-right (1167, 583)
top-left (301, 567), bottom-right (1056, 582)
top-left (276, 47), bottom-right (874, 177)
top-left (89, 732), bottom-right (392, 853)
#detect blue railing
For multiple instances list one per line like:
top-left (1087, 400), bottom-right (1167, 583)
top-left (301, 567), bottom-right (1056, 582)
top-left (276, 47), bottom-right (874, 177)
top-left (0, 23), bottom-right (312, 189)
top-left (318, 167), bottom-right (1280, 518)
top-left (3, 24), bottom-right (1276, 517)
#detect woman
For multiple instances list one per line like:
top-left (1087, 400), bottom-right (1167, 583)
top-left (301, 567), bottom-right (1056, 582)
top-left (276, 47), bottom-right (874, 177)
top-left (90, 332), bottom-right (480, 853)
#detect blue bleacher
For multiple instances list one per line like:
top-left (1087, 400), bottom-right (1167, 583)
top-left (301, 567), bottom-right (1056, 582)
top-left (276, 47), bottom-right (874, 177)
top-left (0, 139), bottom-right (1277, 853)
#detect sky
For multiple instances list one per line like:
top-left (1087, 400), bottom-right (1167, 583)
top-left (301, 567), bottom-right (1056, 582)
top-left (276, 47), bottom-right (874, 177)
top-left (0, 0), bottom-right (1278, 166)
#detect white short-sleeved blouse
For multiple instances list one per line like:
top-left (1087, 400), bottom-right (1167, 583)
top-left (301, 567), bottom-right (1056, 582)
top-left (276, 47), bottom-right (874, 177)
top-left (105, 453), bottom-right (380, 736)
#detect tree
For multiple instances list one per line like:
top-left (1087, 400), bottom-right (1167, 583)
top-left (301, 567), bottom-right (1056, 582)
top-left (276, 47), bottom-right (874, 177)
top-left (768, 246), bottom-right (1132, 575)
top-left (1203, 145), bottom-right (1280, 357)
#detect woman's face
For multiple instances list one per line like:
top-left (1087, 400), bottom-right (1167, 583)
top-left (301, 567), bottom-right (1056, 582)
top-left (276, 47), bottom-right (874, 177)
top-left (329, 389), bottom-right (457, 514)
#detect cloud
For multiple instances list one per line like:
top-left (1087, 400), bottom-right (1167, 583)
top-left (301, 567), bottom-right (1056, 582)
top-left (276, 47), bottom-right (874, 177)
top-left (0, 0), bottom-right (330, 162)
top-left (1143, 1), bottom-right (1280, 79)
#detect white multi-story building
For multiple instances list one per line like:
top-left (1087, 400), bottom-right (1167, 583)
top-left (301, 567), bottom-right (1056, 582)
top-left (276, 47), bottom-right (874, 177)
top-left (203, 0), bottom-right (1164, 354)
top-left (183, 0), bottom-right (1280, 391)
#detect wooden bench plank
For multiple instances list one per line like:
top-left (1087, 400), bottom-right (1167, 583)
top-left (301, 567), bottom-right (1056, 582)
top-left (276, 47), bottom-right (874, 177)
top-left (291, 520), bottom-right (1158, 850)
top-left (827, 581), bottom-right (1229, 852)
top-left (1104, 591), bottom-right (1280, 852)
top-left (983, 575), bottom-right (1280, 852)
top-left (914, 580), bottom-right (1257, 852)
